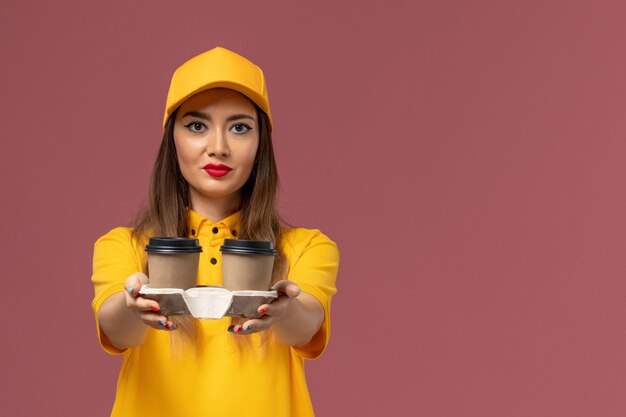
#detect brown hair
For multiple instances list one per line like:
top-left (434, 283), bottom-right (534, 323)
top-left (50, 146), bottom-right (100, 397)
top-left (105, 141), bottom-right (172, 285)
top-left (132, 106), bottom-right (286, 283)
top-left (132, 102), bottom-right (286, 352)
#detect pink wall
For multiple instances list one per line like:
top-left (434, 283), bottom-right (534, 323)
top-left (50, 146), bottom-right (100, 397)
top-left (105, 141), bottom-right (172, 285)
top-left (2, 1), bottom-right (625, 416)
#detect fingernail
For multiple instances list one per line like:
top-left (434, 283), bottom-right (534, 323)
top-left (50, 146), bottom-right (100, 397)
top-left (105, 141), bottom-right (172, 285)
top-left (235, 326), bottom-right (242, 333)
top-left (165, 323), bottom-right (172, 330)
top-left (227, 326), bottom-right (234, 333)
top-left (172, 324), bottom-right (178, 330)
top-left (258, 308), bottom-right (267, 314)
top-left (245, 325), bottom-right (252, 331)
top-left (129, 286), bottom-right (134, 295)
top-left (158, 320), bottom-right (165, 326)
top-left (151, 305), bottom-right (159, 311)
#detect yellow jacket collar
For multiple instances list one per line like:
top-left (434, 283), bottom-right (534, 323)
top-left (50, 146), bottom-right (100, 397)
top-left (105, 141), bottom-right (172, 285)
top-left (187, 209), bottom-right (241, 237)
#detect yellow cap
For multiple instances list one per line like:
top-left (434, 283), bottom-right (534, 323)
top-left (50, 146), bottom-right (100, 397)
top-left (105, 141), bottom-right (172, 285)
top-left (163, 47), bottom-right (272, 129)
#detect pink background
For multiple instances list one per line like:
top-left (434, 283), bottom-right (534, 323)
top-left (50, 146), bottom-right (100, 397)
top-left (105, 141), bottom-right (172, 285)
top-left (2, 1), bottom-right (626, 416)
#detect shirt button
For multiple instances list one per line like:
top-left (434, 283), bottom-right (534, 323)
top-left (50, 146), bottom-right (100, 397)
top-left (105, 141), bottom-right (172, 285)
top-left (232, 230), bottom-right (237, 236)
top-left (212, 227), bottom-right (219, 234)
top-left (210, 258), bottom-right (217, 265)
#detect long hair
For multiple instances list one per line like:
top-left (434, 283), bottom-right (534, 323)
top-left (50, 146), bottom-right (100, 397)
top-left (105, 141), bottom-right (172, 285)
top-left (131, 103), bottom-right (286, 353)
top-left (132, 105), bottom-right (286, 283)
top-left (132, 109), bottom-right (189, 240)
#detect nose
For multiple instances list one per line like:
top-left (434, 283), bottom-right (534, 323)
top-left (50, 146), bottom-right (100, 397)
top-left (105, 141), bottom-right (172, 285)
top-left (205, 128), bottom-right (230, 158)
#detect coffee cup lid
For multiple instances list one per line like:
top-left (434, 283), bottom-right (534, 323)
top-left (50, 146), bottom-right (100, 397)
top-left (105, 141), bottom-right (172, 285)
top-left (145, 237), bottom-right (203, 253)
top-left (220, 239), bottom-right (277, 256)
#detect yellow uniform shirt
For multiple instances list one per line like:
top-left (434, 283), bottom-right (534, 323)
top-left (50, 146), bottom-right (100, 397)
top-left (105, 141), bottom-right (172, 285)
top-left (91, 210), bottom-right (339, 417)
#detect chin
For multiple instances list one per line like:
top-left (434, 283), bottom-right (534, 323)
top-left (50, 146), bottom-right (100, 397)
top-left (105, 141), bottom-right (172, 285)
top-left (192, 185), bottom-right (244, 201)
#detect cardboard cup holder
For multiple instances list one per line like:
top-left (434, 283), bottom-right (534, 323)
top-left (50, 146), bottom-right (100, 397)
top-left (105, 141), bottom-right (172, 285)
top-left (139, 285), bottom-right (278, 319)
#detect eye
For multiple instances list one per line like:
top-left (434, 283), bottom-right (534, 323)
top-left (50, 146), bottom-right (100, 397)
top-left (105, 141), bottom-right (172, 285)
top-left (184, 122), bottom-right (207, 133)
top-left (231, 124), bottom-right (252, 134)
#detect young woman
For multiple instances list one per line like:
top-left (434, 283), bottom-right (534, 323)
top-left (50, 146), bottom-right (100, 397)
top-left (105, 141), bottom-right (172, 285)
top-left (91, 47), bottom-right (339, 417)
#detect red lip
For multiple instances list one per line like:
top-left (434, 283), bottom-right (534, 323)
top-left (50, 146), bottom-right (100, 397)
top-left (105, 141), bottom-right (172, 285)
top-left (203, 163), bottom-right (232, 178)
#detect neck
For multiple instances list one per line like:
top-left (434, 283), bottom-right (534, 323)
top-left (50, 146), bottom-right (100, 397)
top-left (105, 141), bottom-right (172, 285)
top-left (189, 189), bottom-right (241, 222)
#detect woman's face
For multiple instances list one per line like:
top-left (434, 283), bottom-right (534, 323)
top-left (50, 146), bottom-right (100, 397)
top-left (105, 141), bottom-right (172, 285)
top-left (173, 88), bottom-right (259, 208)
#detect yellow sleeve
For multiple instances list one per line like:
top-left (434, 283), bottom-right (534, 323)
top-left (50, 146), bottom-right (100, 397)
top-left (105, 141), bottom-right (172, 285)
top-left (283, 229), bottom-right (339, 360)
top-left (91, 227), bottom-right (144, 355)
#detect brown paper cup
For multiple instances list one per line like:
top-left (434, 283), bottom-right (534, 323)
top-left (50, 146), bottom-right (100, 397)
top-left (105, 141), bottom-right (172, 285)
top-left (220, 239), bottom-right (277, 291)
top-left (145, 237), bottom-right (202, 289)
top-left (147, 252), bottom-right (200, 289)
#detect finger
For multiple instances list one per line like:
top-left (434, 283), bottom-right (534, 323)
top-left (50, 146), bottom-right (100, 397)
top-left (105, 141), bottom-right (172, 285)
top-left (123, 288), bottom-right (144, 307)
top-left (125, 272), bottom-right (149, 299)
top-left (159, 318), bottom-right (178, 331)
top-left (257, 303), bottom-right (270, 316)
top-left (257, 294), bottom-right (291, 316)
top-left (254, 305), bottom-right (279, 322)
top-left (134, 297), bottom-right (160, 313)
top-left (227, 324), bottom-right (247, 334)
top-left (257, 301), bottom-right (281, 316)
top-left (139, 312), bottom-right (178, 331)
top-left (123, 289), bottom-right (160, 312)
top-left (138, 311), bottom-right (166, 325)
top-left (285, 283), bottom-right (301, 298)
top-left (271, 280), bottom-right (301, 298)
top-left (229, 317), bottom-right (272, 335)
top-left (125, 284), bottom-right (140, 299)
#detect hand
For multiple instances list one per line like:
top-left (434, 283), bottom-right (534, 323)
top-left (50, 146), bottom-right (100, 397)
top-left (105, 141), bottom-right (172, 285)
top-left (229, 280), bottom-right (301, 334)
top-left (124, 272), bottom-right (178, 331)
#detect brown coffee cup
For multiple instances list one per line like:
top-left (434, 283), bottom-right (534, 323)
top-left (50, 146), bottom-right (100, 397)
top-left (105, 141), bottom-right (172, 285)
top-left (145, 237), bottom-right (202, 289)
top-left (220, 239), bottom-right (277, 291)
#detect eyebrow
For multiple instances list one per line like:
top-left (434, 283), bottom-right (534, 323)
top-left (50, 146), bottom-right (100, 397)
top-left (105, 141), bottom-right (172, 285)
top-left (181, 111), bottom-right (256, 123)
